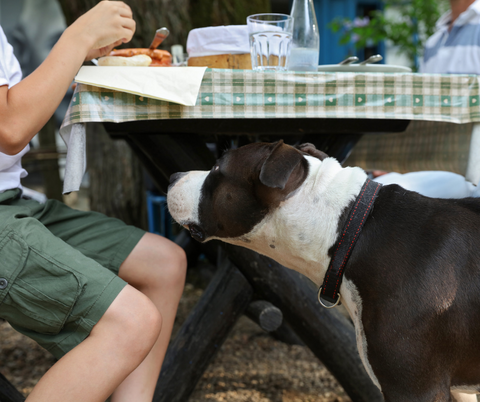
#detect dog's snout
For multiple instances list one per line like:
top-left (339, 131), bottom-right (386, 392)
top-left (188, 223), bottom-right (206, 242)
top-left (168, 172), bottom-right (188, 191)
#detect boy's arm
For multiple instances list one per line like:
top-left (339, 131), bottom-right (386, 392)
top-left (0, 1), bottom-right (135, 155)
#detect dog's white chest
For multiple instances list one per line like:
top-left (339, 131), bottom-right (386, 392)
top-left (341, 279), bottom-right (382, 390)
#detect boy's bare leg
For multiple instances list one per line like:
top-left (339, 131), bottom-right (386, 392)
top-left (25, 285), bottom-right (162, 402)
top-left (112, 233), bottom-right (187, 402)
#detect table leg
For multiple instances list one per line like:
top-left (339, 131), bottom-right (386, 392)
top-left (0, 372), bottom-right (25, 402)
top-left (153, 251), bottom-right (254, 402)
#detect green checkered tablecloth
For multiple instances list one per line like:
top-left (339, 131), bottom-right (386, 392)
top-left (61, 68), bottom-right (480, 127)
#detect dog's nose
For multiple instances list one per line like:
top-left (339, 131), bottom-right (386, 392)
top-left (188, 223), bottom-right (206, 242)
top-left (168, 172), bottom-right (188, 191)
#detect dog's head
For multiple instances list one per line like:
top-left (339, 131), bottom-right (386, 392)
top-left (167, 141), bottom-right (327, 243)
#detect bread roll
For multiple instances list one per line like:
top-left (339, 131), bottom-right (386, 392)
top-left (109, 49), bottom-right (172, 66)
top-left (98, 54), bottom-right (152, 66)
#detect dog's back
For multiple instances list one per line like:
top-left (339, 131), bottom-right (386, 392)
top-left (448, 196), bottom-right (480, 216)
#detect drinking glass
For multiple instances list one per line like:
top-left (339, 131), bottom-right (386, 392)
top-left (247, 14), bottom-right (293, 71)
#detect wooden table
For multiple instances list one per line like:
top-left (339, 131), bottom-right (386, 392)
top-left (3, 69), bottom-right (479, 402)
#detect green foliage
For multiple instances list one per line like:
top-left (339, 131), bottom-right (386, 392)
top-left (329, 0), bottom-right (449, 70)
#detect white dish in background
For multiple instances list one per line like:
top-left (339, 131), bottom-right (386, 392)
top-left (317, 64), bottom-right (412, 73)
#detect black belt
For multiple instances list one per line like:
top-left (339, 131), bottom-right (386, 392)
top-left (318, 179), bottom-right (382, 308)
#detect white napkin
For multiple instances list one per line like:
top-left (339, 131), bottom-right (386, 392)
top-left (187, 25), bottom-right (250, 57)
top-left (74, 66), bottom-right (207, 106)
top-left (61, 123), bottom-right (87, 194)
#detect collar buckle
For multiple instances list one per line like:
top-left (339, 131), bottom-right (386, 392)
top-left (318, 179), bottom-right (381, 309)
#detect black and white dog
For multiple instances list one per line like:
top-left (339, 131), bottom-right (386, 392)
top-left (167, 140), bottom-right (480, 402)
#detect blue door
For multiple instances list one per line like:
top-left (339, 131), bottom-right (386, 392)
top-left (313, 0), bottom-right (384, 65)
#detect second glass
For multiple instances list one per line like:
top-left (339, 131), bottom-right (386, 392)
top-left (247, 14), bottom-right (293, 71)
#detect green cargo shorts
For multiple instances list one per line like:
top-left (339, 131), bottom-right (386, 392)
top-left (0, 189), bottom-right (145, 359)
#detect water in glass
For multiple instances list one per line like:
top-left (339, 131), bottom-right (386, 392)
top-left (250, 31), bottom-right (292, 71)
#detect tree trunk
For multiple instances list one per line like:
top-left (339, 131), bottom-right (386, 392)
top-left (38, 115), bottom-right (63, 202)
top-left (86, 123), bottom-right (147, 228)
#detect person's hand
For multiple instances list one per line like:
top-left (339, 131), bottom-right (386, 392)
top-left (85, 39), bottom-right (123, 61)
top-left (69, 1), bottom-right (136, 59)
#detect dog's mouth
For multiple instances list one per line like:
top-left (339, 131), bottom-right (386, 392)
top-left (186, 223), bottom-right (207, 242)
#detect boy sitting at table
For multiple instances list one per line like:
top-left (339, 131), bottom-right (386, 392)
top-left (0, 2), bottom-right (187, 401)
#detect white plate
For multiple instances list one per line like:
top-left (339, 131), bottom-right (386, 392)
top-left (317, 64), bottom-right (412, 73)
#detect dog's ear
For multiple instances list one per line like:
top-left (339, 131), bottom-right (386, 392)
top-left (296, 143), bottom-right (328, 161)
top-left (259, 140), bottom-right (307, 190)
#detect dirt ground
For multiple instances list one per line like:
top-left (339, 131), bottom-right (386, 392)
top-left (0, 273), bottom-right (350, 402)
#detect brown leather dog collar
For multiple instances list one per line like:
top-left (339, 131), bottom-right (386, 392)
top-left (318, 179), bottom-right (382, 308)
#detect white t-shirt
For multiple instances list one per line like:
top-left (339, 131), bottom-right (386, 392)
top-left (0, 26), bottom-right (29, 193)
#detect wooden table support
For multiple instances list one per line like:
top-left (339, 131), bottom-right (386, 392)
top-left (153, 252), bottom-right (254, 402)
top-left (245, 300), bottom-right (283, 332)
top-left (0, 372), bottom-right (25, 402)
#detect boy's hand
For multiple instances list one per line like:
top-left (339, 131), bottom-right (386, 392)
top-left (85, 39), bottom-right (123, 61)
top-left (71, 1), bottom-right (136, 59)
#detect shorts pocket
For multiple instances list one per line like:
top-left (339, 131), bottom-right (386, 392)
top-left (0, 232), bottom-right (82, 335)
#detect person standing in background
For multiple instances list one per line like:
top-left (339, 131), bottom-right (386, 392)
top-left (421, 0), bottom-right (480, 75)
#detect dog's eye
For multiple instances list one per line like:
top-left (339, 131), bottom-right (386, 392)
top-left (213, 165), bottom-right (220, 171)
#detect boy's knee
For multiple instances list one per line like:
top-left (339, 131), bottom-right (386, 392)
top-left (95, 285), bottom-right (162, 358)
top-left (151, 239), bottom-right (187, 289)
top-left (167, 243), bottom-right (187, 283)
top-left (126, 291), bottom-right (162, 354)
top-left (132, 292), bottom-right (162, 345)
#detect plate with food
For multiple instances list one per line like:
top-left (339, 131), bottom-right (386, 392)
top-left (96, 28), bottom-right (172, 67)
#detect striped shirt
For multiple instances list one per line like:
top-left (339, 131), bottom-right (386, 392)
top-left (421, 0), bottom-right (480, 74)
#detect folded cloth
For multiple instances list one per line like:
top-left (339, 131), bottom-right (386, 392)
top-left (75, 66), bottom-right (207, 106)
top-left (61, 123), bottom-right (87, 194)
top-left (187, 25), bottom-right (250, 57)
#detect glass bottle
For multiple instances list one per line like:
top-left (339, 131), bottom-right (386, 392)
top-left (288, 0), bottom-right (320, 72)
